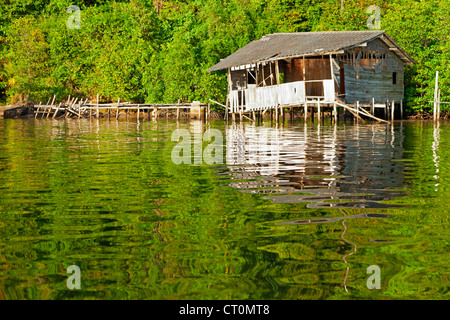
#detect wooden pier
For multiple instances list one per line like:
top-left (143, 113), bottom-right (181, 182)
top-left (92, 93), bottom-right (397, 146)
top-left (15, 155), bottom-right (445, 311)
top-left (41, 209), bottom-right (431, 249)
top-left (34, 95), bottom-right (213, 120)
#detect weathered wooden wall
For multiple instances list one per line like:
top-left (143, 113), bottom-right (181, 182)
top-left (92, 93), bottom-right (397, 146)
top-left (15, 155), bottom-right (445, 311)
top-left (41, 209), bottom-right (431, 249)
top-left (342, 38), bottom-right (405, 105)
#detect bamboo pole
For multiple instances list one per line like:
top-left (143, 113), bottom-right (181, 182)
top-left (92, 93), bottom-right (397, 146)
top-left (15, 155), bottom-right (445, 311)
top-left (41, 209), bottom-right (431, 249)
top-left (34, 102), bottom-right (42, 119)
top-left (434, 71), bottom-right (439, 122)
top-left (335, 102), bottom-right (388, 123)
top-left (78, 98), bottom-right (84, 118)
top-left (71, 98), bottom-right (79, 119)
top-left (116, 98), bottom-right (120, 120)
top-left (97, 94), bottom-right (99, 118)
top-left (437, 89), bottom-right (441, 120)
top-left (53, 102), bottom-right (61, 119)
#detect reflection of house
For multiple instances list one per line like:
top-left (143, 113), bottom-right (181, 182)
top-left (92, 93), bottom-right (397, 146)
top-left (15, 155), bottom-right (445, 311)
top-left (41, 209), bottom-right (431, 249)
top-left (209, 31), bottom-right (414, 115)
top-left (224, 123), bottom-right (405, 208)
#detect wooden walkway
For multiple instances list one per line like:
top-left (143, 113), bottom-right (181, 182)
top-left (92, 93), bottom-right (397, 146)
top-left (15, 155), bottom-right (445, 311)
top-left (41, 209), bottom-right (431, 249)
top-left (34, 95), bottom-right (212, 120)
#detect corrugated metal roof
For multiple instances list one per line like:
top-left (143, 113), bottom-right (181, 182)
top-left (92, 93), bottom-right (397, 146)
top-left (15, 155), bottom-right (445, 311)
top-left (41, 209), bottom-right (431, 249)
top-left (208, 31), bottom-right (413, 72)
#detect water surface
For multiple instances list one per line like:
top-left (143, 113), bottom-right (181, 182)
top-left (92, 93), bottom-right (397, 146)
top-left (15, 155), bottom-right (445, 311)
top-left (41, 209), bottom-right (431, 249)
top-left (0, 118), bottom-right (448, 299)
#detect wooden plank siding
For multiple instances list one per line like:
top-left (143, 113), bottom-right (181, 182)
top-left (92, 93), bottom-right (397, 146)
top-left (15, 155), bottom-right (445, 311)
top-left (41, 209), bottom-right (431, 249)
top-left (341, 38), bottom-right (405, 105)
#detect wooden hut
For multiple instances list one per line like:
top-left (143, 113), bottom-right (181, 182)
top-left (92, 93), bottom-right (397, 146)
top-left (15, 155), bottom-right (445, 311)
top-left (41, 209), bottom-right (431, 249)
top-left (208, 31), bottom-right (414, 119)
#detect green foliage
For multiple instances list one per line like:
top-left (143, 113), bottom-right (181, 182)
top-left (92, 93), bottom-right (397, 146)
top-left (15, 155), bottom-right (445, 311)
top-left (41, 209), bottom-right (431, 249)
top-left (0, 0), bottom-right (448, 112)
top-left (316, 0), bottom-right (450, 112)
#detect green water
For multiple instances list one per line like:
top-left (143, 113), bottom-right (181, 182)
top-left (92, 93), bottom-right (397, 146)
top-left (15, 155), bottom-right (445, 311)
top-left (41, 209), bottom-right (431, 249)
top-left (0, 118), bottom-right (448, 300)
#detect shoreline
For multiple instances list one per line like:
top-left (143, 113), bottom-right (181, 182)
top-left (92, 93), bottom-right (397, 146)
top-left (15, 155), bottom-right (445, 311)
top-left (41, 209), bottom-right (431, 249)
top-left (0, 103), bottom-right (448, 121)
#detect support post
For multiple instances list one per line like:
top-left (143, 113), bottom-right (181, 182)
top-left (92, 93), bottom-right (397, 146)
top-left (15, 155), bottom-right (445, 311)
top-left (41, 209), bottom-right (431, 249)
top-left (304, 102), bottom-right (307, 121)
top-left (371, 97), bottom-right (375, 116)
top-left (400, 100), bottom-right (403, 120)
top-left (53, 102), bottom-right (61, 119)
top-left (97, 94), bottom-right (100, 119)
top-left (437, 89), bottom-right (441, 120)
top-left (385, 99), bottom-right (389, 120)
top-left (317, 99), bottom-right (321, 123)
top-left (35, 102), bottom-right (42, 119)
top-left (116, 98), bottom-right (120, 120)
top-left (357, 101), bottom-right (360, 122)
top-left (391, 100), bottom-right (395, 121)
top-left (333, 102), bottom-right (337, 123)
top-left (434, 71), bottom-right (439, 122)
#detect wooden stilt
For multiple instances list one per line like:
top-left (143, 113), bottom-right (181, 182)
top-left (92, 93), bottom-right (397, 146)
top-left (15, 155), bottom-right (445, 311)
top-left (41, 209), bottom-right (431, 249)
top-left (400, 100), bottom-right (403, 120)
top-left (53, 102), bottom-right (61, 119)
top-left (116, 98), bottom-right (120, 120)
top-left (434, 71), bottom-right (439, 122)
top-left (35, 102), bottom-right (42, 119)
top-left (437, 90), bottom-right (441, 120)
top-left (385, 99), bottom-right (389, 120)
top-left (97, 94), bottom-right (100, 118)
top-left (317, 99), bottom-right (321, 123)
top-left (391, 100), bottom-right (395, 121)
top-left (304, 102), bottom-right (307, 121)
top-left (356, 101), bottom-right (359, 123)
top-left (371, 97), bottom-right (375, 116)
top-left (333, 102), bottom-right (337, 123)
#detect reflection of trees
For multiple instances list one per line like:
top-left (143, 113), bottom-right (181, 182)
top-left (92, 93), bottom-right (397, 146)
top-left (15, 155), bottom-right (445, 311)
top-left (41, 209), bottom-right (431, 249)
top-left (225, 122), bottom-right (405, 208)
top-left (1, 120), bottom-right (447, 300)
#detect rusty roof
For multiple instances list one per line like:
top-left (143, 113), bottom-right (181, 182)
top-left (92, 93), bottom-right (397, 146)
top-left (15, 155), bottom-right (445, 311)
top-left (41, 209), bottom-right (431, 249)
top-left (208, 31), bottom-right (414, 72)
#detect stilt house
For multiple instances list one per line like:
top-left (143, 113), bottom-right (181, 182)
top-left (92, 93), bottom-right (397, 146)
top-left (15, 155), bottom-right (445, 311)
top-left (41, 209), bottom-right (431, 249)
top-left (208, 31), bottom-right (414, 114)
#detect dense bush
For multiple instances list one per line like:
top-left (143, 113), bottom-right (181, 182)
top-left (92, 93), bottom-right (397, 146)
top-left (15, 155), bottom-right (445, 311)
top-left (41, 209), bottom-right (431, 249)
top-left (0, 0), bottom-right (448, 112)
